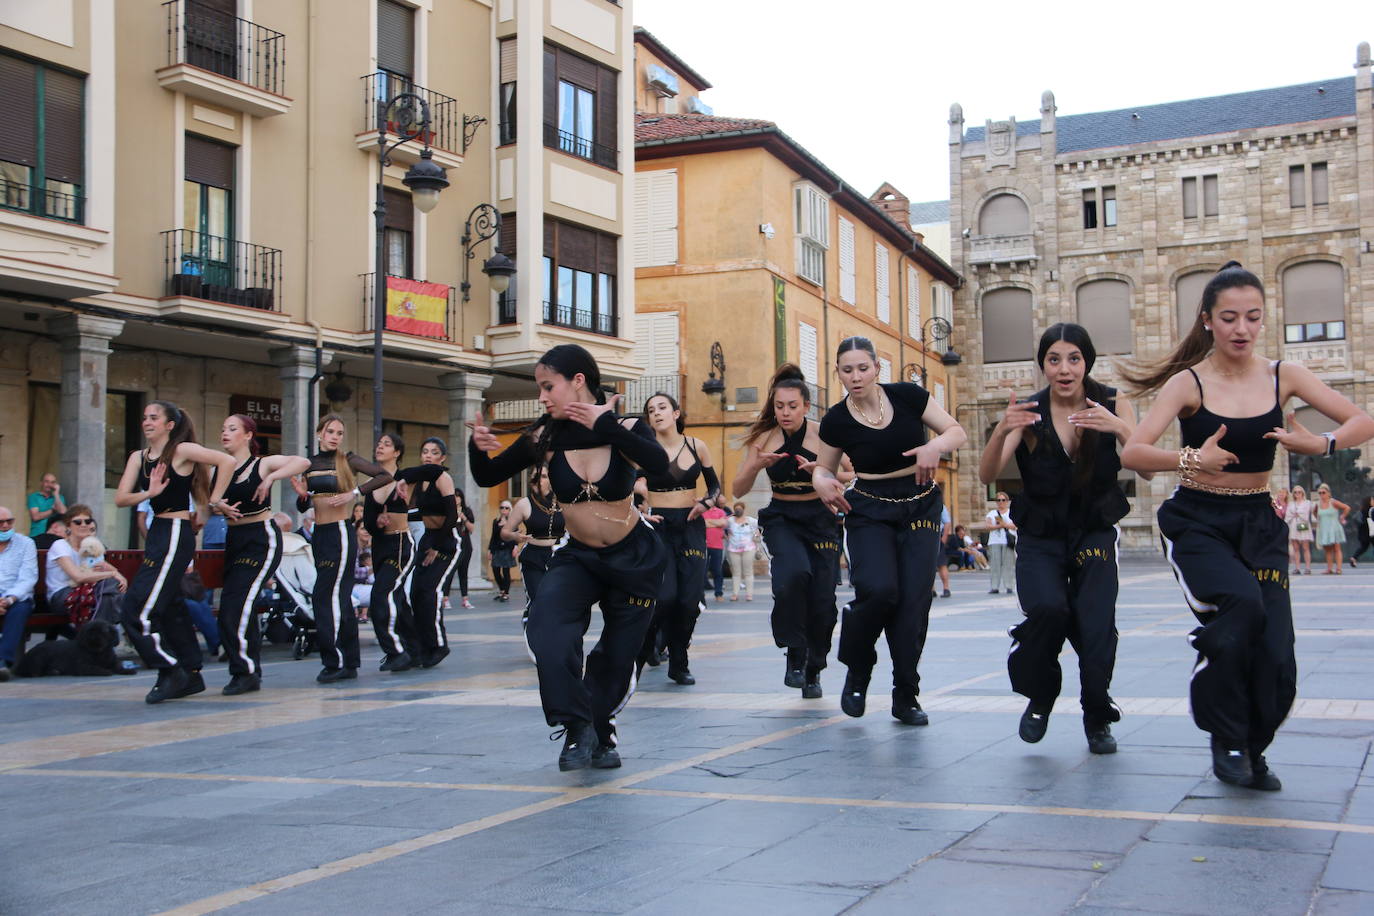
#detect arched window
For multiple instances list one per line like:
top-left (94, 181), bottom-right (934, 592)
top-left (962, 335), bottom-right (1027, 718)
top-left (1282, 261), bottom-right (1345, 343)
top-left (982, 288), bottom-right (1034, 363)
top-left (1175, 271), bottom-right (1210, 337)
top-left (978, 194), bottom-right (1030, 236)
top-left (1076, 279), bottom-right (1132, 355)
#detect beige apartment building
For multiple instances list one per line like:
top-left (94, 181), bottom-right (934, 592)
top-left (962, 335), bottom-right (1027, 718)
top-left (0, 0), bottom-right (636, 545)
top-left (949, 43), bottom-right (1374, 548)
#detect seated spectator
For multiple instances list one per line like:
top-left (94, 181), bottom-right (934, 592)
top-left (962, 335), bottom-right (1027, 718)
top-left (32, 514), bottom-right (69, 550)
top-left (179, 566), bottom-right (220, 658)
top-left (27, 473), bottom-right (66, 537)
top-left (352, 550), bottom-right (374, 620)
top-left (0, 505), bottom-right (39, 679)
top-left (943, 530), bottom-right (966, 570)
top-left (44, 505), bottom-right (127, 627)
top-left (956, 525), bottom-right (990, 570)
top-left (296, 509), bottom-right (315, 543)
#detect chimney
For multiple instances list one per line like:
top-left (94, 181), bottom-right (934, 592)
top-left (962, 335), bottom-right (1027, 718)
top-left (869, 182), bottom-right (911, 230)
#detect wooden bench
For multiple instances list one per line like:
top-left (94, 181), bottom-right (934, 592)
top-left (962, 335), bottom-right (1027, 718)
top-left (25, 549), bottom-right (227, 634)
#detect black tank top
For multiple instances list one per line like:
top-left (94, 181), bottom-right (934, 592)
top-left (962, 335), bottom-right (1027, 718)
top-left (526, 494), bottom-right (566, 541)
top-left (1178, 361), bottom-right (1283, 473)
top-left (643, 438), bottom-right (702, 493)
top-left (818, 383), bottom-right (930, 474)
top-left (138, 450), bottom-right (195, 514)
top-left (766, 420), bottom-right (817, 495)
top-left (219, 457), bottom-right (270, 516)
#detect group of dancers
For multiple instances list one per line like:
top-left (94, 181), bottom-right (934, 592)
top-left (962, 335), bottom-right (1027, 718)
top-left (112, 261), bottom-right (1374, 786)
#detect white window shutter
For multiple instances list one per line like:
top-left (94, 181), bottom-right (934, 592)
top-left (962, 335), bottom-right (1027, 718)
top-left (798, 321), bottom-right (818, 385)
top-left (907, 266), bottom-right (920, 335)
top-left (875, 243), bottom-right (890, 323)
top-left (633, 179), bottom-right (652, 267)
top-left (838, 218), bottom-right (855, 304)
top-left (635, 169), bottom-right (678, 268)
top-left (879, 357), bottom-right (892, 383)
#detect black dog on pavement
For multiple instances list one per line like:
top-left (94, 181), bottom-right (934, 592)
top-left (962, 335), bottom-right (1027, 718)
top-left (15, 620), bottom-right (135, 677)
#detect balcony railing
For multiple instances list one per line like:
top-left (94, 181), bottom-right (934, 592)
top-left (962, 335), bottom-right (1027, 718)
top-left (360, 273), bottom-right (457, 342)
top-left (542, 300), bottom-right (617, 337)
top-left (621, 374), bottom-right (682, 411)
top-left (968, 233), bottom-right (1037, 265)
top-left (163, 0), bottom-right (285, 95)
top-left (543, 122), bottom-right (617, 170)
top-left (361, 73), bottom-right (460, 154)
top-left (162, 229), bottom-right (281, 311)
top-left (0, 176), bottom-right (84, 224)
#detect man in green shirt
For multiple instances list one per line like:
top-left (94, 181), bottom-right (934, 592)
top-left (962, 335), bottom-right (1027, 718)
top-left (27, 473), bottom-right (66, 537)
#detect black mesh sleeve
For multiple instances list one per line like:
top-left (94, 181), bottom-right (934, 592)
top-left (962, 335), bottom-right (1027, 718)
top-left (700, 465), bottom-right (721, 503)
top-left (394, 463), bottom-right (446, 484)
top-left (469, 434), bottom-right (537, 486)
top-left (346, 453), bottom-right (394, 495)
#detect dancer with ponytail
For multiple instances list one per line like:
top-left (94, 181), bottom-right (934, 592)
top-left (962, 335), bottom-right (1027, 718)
top-left (469, 344), bottom-right (668, 771)
top-left (733, 363), bottom-right (851, 698)
top-left (1122, 261), bottom-right (1374, 789)
top-left (214, 414), bottom-right (308, 695)
top-left (115, 401), bottom-right (237, 703)
top-left (294, 414), bottom-right (393, 682)
top-left (404, 438), bottom-right (460, 668)
top-left (979, 324), bottom-right (1145, 754)
top-left (502, 466), bottom-right (565, 627)
top-left (814, 337), bottom-right (967, 725)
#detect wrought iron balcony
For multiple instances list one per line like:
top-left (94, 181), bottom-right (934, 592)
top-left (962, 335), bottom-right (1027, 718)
top-left (360, 73), bottom-right (460, 156)
top-left (159, 0), bottom-right (288, 116)
top-left (0, 175), bottom-right (84, 224)
top-left (162, 229), bottom-right (281, 311)
top-left (967, 233), bottom-right (1037, 265)
top-left (621, 374), bottom-right (682, 411)
top-left (542, 300), bottom-right (617, 337)
top-left (361, 272), bottom-right (457, 342)
top-left (543, 121), bottom-right (617, 170)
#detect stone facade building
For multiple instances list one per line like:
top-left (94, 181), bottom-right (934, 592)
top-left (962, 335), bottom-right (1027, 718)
top-left (948, 43), bottom-right (1374, 548)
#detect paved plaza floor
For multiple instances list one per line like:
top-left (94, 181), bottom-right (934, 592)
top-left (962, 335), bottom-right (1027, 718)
top-left (2, 559), bottom-right (1373, 915)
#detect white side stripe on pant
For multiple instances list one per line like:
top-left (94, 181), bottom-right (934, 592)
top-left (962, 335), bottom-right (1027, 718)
top-left (328, 520), bottom-right (348, 669)
top-left (431, 546), bottom-right (461, 648)
top-left (235, 520), bottom-right (280, 676)
top-left (1160, 532), bottom-right (1219, 616)
top-left (140, 518), bottom-right (182, 666)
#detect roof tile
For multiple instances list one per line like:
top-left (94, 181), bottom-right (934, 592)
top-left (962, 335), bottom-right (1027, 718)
top-left (635, 112), bottom-right (775, 143)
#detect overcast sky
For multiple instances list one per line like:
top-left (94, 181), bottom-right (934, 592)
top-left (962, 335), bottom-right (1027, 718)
top-left (633, 0), bottom-right (1370, 205)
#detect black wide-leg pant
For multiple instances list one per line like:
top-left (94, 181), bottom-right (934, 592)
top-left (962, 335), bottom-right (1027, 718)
top-left (1158, 487), bottom-right (1295, 754)
top-left (1008, 527), bottom-right (1121, 723)
top-left (761, 498), bottom-right (842, 668)
top-left (641, 508), bottom-right (706, 669)
top-left (121, 517), bottom-right (200, 671)
top-left (369, 530), bottom-right (417, 658)
top-left (410, 531), bottom-right (458, 653)
top-left (526, 521), bottom-right (666, 745)
top-left (219, 518), bottom-right (283, 677)
top-left (312, 520), bottom-right (360, 671)
top-left (520, 544), bottom-right (555, 608)
top-left (837, 479), bottom-right (942, 703)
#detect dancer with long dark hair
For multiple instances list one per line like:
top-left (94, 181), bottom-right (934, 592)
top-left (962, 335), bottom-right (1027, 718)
top-left (503, 466), bottom-right (565, 627)
top-left (814, 337), bottom-right (967, 725)
top-left (1122, 261), bottom-right (1374, 788)
top-left (214, 414), bottom-right (308, 695)
top-left (115, 401), bottom-right (237, 703)
top-left (294, 414), bottom-right (393, 682)
top-left (406, 437), bottom-right (459, 668)
top-left (469, 344), bottom-right (668, 771)
top-left (979, 323), bottom-right (1145, 753)
top-left (733, 363), bottom-right (850, 698)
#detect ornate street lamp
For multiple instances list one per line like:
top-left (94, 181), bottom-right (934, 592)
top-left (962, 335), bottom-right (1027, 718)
top-left (912, 316), bottom-right (962, 387)
top-left (701, 342), bottom-right (726, 399)
top-left (460, 203), bottom-right (516, 303)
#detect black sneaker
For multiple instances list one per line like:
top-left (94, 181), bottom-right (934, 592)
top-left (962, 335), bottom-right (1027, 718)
top-left (0, 665), bottom-right (11, 682)
top-left (1244, 752), bottom-right (1282, 791)
top-left (174, 670), bottom-right (206, 698)
top-left (840, 670), bottom-right (869, 718)
top-left (1019, 702), bottom-right (1052, 743)
top-left (1084, 720), bottom-right (1117, 755)
top-left (554, 720), bottom-right (596, 771)
top-left (145, 666), bottom-right (189, 704)
top-left (1210, 735), bottom-right (1253, 785)
top-left (380, 651), bottom-right (414, 672)
top-left (591, 741), bottom-right (622, 769)
top-left (221, 673), bottom-right (261, 696)
top-left (420, 646), bottom-right (450, 669)
top-left (784, 648), bottom-right (806, 689)
top-left (801, 665), bottom-right (822, 699)
top-left (892, 699), bottom-right (929, 726)
top-left (988, 589), bottom-right (1000, 594)
top-left (942, 589), bottom-right (951, 598)
top-left (667, 667), bottom-right (695, 685)
top-left (316, 667), bottom-right (357, 683)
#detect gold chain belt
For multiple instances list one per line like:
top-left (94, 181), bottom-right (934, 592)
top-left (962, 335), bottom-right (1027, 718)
top-left (847, 480), bottom-right (938, 503)
top-left (1180, 478), bottom-right (1271, 497)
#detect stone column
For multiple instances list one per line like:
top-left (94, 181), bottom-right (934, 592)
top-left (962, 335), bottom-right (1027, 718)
top-left (51, 314), bottom-right (124, 528)
top-left (440, 370), bottom-right (495, 591)
top-left (271, 345), bottom-right (329, 517)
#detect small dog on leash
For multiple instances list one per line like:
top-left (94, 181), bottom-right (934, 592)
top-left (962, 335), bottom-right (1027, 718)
top-left (15, 619), bottom-right (135, 677)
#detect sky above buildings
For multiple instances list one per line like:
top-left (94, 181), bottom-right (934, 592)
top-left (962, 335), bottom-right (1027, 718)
top-left (634, 0), bottom-right (1370, 206)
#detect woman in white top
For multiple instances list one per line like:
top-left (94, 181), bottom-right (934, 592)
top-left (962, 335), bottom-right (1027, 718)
top-left (1285, 485), bottom-right (1314, 575)
top-left (44, 504), bottom-right (128, 610)
top-left (724, 502), bottom-right (760, 601)
top-left (984, 491), bottom-right (1017, 595)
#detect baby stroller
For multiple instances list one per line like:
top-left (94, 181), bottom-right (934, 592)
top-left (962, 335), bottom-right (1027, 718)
top-left (273, 531), bottom-right (319, 660)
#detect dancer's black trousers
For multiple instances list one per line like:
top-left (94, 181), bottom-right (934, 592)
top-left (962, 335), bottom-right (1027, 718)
top-left (760, 498), bottom-right (841, 668)
top-left (520, 544), bottom-right (555, 607)
top-left (121, 516), bottom-right (200, 671)
top-left (641, 508), bottom-right (706, 669)
top-left (219, 518), bottom-right (283, 677)
top-left (410, 530), bottom-right (458, 653)
top-left (369, 529), bottom-right (417, 658)
top-left (312, 520), bottom-right (359, 671)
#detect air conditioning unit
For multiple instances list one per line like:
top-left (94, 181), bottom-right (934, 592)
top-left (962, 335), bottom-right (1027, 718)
top-left (646, 64), bottom-right (679, 98)
top-left (685, 97), bottom-right (713, 116)
top-left (472, 334), bottom-right (486, 350)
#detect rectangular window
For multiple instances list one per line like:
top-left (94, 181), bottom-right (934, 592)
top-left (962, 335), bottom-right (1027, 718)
top-left (906, 266), bottom-right (920, 337)
top-left (543, 217), bottom-right (618, 336)
top-left (633, 168), bottom-right (678, 267)
top-left (1082, 189), bottom-right (1097, 229)
top-left (794, 183), bottom-right (829, 247)
top-left (1103, 186), bottom-right (1117, 227)
top-left (0, 53), bottom-right (85, 223)
top-left (878, 357), bottom-right (892, 384)
top-left (1182, 177), bottom-right (1197, 220)
top-left (182, 134), bottom-right (235, 285)
top-left (1183, 174), bottom-right (1218, 219)
top-left (1285, 321), bottom-right (1345, 343)
top-left (498, 39), bottom-right (517, 145)
top-left (798, 320), bottom-right (818, 384)
top-left (1202, 174), bottom-right (1218, 217)
top-left (797, 239), bottom-right (824, 286)
top-left (543, 44), bottom-right (617, 169)
top-left (837, 217), bottom-right (855, 304)
top-left (1289, 165), bottom-right (1306, 208)
top-left (557, 80), bottom-right (595, 160)
top-left (1312, 162), bottom-right (1329, 206)
top-left (377, 0), bottom-right (414, 78)
top-left (875, 243), bottom-right (890, 323)
top-left (383, 187), bottom-right (413, 278)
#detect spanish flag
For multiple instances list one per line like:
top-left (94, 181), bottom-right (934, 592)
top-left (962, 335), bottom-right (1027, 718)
top-left (385, 276), bottom-right (449, 339)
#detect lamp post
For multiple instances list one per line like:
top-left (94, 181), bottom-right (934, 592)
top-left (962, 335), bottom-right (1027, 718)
top-left (701, 342), bottom-right (726, 400)
top-left (460, 203), bottom-right (516, 303)
top-left (909, 315), bottom-right (962, 387)
top-left (372, 92), bottom-right (450, 444)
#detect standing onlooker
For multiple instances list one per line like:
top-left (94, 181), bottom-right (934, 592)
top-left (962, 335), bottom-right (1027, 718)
top-left (488, 500), bottom-right (515, 602)
top-left (725, 502), bottom-right (760, 601)
top-left (1286, 485), bottom-right (1314, 575)
top-left (0, 506), bottom-right (39, 679)
top-left (1350, 496), bottom-right (1374, 567)
top-left (984, 491), bottom-right (1017, 595)
top-left (702, 501), bottom-right (727, 602)
top-left (1273, 488), bottom-right (1294, 570)
top-left (27, 474), bottom-right (66, 537)
top-left (934, 504), bottom-right (952, 598)
top-left (1314, 484), bottom-right (1350, 575)
top-left (31, 514), bottom-right (68, 550)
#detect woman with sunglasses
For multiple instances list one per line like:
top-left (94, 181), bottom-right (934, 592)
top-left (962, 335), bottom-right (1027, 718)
top-left (115, 401), bottom-right (237, 703)
top-left (42, 506), bottom-right (128, 624)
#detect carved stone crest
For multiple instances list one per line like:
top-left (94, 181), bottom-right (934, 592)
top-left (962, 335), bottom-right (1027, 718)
top-left (985, 118), bottom-right (1017, 169)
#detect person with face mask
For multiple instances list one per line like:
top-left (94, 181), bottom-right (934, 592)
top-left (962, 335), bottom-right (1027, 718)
top-left (0, 504), bottom-right (39, 680)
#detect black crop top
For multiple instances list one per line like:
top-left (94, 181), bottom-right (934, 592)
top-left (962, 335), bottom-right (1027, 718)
top-left (525, 494), bottom-right (566, 541)
top-left (363, 464), bottom-right (443, 535)
top-left (818, 383), bottom-right (931, 474)
top-left (643, 436), bottom-right (722, 500)
top-left (766, 419), bottom-right (817, 495)
top-left (217, 457), bottom-right (270, 516)
top-left (1178, 361), bottom-right (1283, 473)
top-left (138, 450), bottom-right (195, 515)
top-left (469, 412), bottom-right (668, 504)
top-left (296, 451), bottom-right (393, 511)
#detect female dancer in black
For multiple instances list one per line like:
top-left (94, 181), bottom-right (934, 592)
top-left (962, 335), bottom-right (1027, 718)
top-left (1122, 261), bottom-right (1374, 788)
top-left (488, 501), bottom-right (515, 601)
top-left (293, 413), bottom-right (393, 682)
top-left (733, 364), bottom-right (850, 698)
top-left (978, 324), bottom-right (1144, 753)
top-left (455, 488), bottom-right (476, 609)
top-left (115, 401), bottom-right (238, 704)
top-left (469, 344), bottom-right (669, 771)
top-left (214, 413), bottom-right (308, 695)
top-left (814, 337), bottom-right (967, 725)
top-left (406, 437), bottom-right (459, 668)
top-left (502, 466), bottom-right (565, 626)
top-left (639, 393), bottom-right (720, 685)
